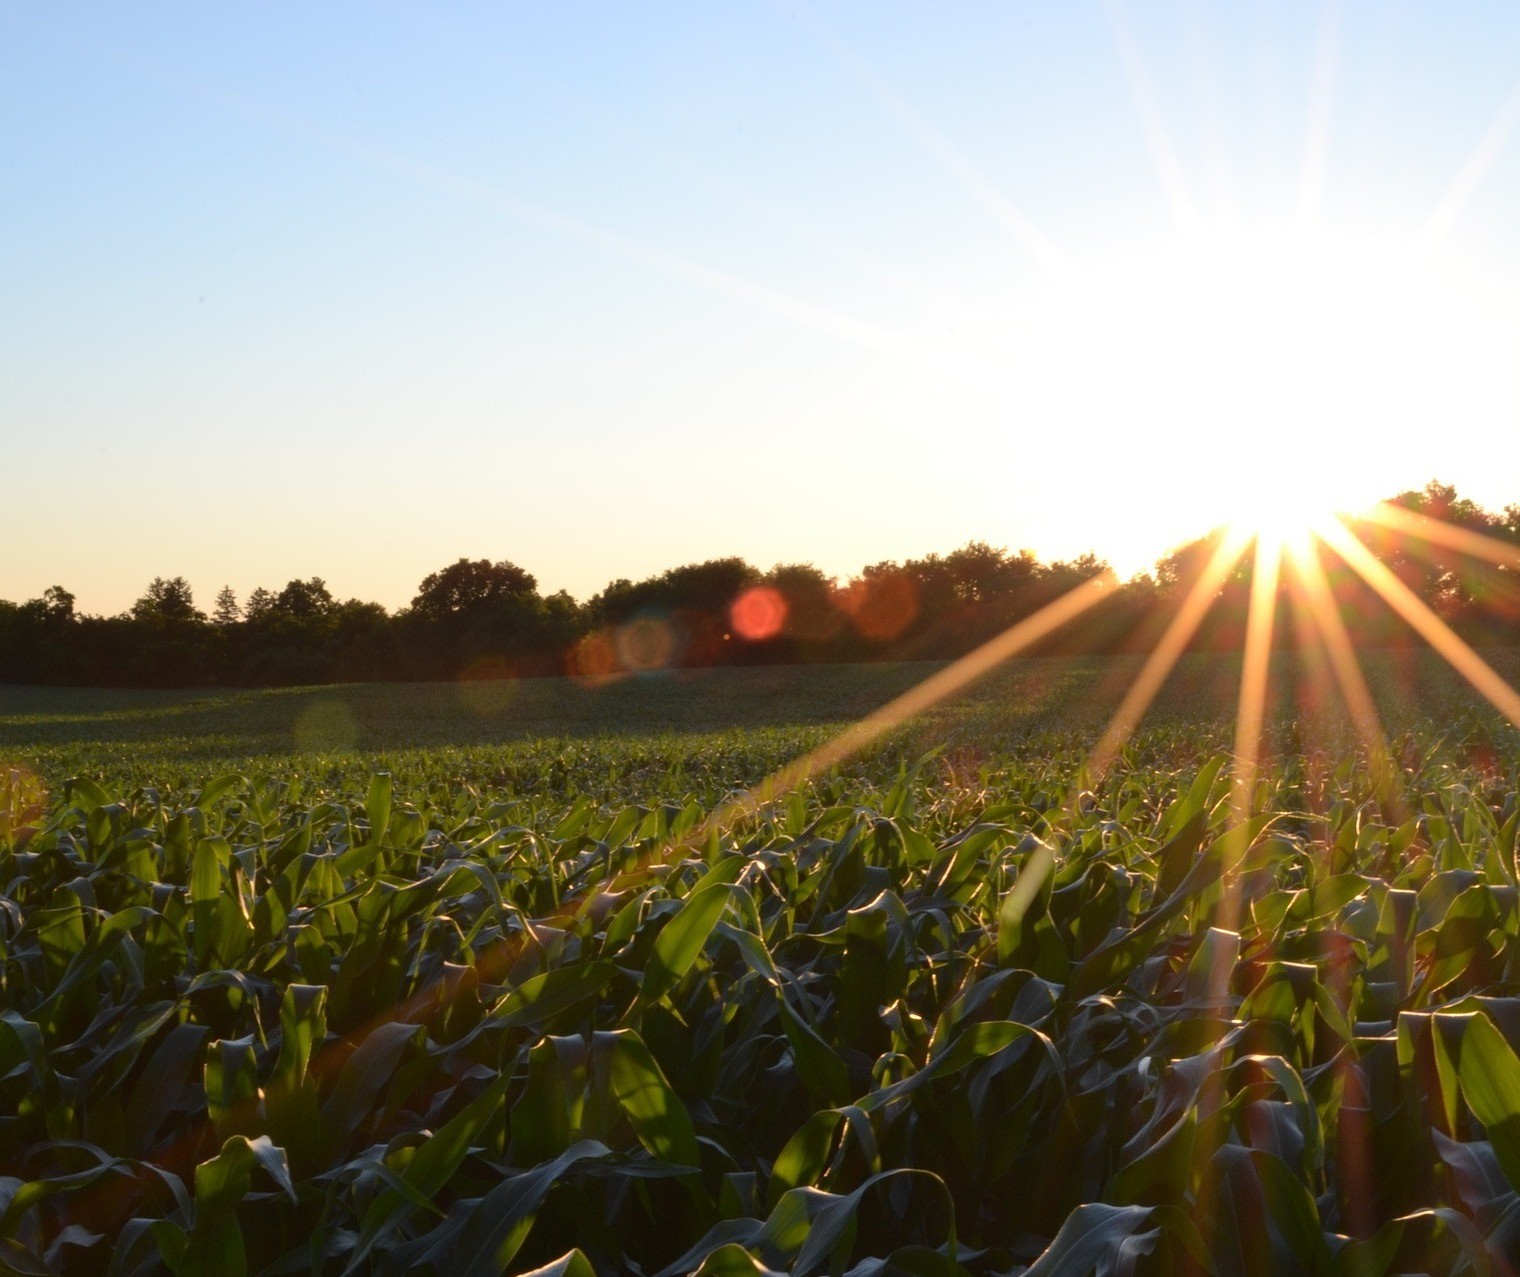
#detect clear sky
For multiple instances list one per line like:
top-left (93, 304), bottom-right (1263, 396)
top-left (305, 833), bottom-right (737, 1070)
top-left (6, 3), bottom-right (1520, 615)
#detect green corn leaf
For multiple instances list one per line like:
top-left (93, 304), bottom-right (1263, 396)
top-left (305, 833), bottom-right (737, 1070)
top-left (345, 1072), bottom-right (511, 1274)
top-left (1021, 1203), bottom-right (1166, 1277)
top-left (609, 1028), bottom-right (700, 1168)
top-left (179, 1136), bottom-right (294, 1277)
top-left (272, 983), bottom-right (328, 1095)
top-left (195, 773), bottom-right (245, 809)
top-left (322, 1021), bottom-right (424, 1153)
top-left (637, 882), bottom-right (733, 1009)
top-left (495, 960), bottom-right (617, 1028)
top-left (1457, 1011), bottom-right (1520, 1189)
top-left (424, 1140), bottom-right (612, 1276)
top-left (365, 771), bottom-right (392, 847)
top-left (517, 1251), bottom-right (598, 1277)
top-left (691, 1244), bottom-right (787, 1276)
top-left (779, 996), bottom-right (851, 1109)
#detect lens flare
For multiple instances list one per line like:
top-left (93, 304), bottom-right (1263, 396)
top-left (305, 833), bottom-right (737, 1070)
top-left (839, 570), bottom-right (918, 641)
top-left (614, 615), bottom-right (677, 673)
top-left (568, 631), bottom-right (622, 686)
top-left (730, 586), bottom-right (788, 641)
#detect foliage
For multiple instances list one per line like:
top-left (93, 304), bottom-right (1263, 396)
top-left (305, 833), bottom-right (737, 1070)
top-left (2, 478), bottom-right (1520, 692)
top-left (2, 666), bottom-right (1520, 1272)
top-left (410, 559), bottom-right (540, 621)
top-left (131, 577), bottom-right (204, 626)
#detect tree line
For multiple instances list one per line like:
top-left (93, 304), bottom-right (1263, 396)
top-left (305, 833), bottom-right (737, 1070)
top-left (3, 481), bottom-right (1517, 688)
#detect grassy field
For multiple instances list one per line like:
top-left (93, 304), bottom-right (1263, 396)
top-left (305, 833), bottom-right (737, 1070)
top-left (4, 651), bottom-right (1520, 1275)
top-left (6, 646), bottom-right (1520, 776)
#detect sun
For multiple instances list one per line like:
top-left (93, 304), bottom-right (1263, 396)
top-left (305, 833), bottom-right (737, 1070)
top-left (1224, 478), bottom-right (1343, 555)
top-left (1211, 412), bottom-right (1361, 554)
top-left (983, 216), bottom-right (1517, 575)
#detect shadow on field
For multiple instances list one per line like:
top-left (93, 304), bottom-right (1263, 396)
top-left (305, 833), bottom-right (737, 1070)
top-left (3, 649), bottom-right (1518, 768)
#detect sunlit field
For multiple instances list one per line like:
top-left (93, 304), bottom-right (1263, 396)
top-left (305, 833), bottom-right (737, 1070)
top-left (5, 645), bottom-right (1520, 1274)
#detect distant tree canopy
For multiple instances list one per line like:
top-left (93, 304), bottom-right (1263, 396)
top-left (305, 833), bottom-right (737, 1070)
top-left (212, 586), bottom-right (241, 626)
top-left (410, 558), bottom-right (538, 621)
top-left (1367, 481), bottom-right (1520, 628)
top-left (4, 478), bottom-right (1519, 688)
top-left (589, 558), bottom-right (759, 627)
top-left (131, 576), bottom-right (202, 626)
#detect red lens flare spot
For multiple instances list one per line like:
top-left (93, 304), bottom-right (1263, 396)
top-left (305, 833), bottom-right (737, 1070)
top-left (615, 616), bottom-right (676, 672)
top-left (730, 587), bottom-right (788, 641)
top-left (839, 572), bottom-right (918, 641)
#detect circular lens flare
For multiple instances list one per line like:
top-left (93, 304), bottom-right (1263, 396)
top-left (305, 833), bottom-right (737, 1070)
top-left (730, 587), bottom-right (788, 641)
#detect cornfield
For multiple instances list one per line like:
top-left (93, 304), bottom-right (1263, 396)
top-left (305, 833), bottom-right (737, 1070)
top-left (3, 703), bottom-right (1520, 1275)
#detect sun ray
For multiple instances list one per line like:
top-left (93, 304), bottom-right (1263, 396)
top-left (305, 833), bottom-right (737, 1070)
top-left (1295, 0), bottom-right (1341, 225)
top-left (1282, 562), bottom-right (1338, 726)
top-left (1359, 501), bottom-right (1520, 571)
top-left (1004, 543), bottom-right (1238, 937)
top-left (1281, 529), bottom-right (1417, 1241)
top-left (408, 10), bottom-right (1004, 328)
top-left (1418, 80), bottom-right (1520, 248)
top-left (715, 571), bottom-right (1117, 824)
top-left (326, 143), bottom-right (928, 360)
top-left (1105, 0), bottom-right (1200, 232)
top-left (1283, 537), bottom-right (1407, 818)
top-left (1317, 518), bottom-right (1520, 728)
top-left (1210, 534), bottom-right (1282, 986)
top-left (1086, 526), bottom-right (1254, 782)
top-left (788, 2), bottom-right (1068, 276)
top-left (1186, 532), bottom-right (1285, 1254)
top-left (1282, 539), bottom-right (1386, 1243)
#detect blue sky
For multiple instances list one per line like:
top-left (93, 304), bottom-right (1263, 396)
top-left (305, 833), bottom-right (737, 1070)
top-left (6, 3), bottom-right (1520, 614)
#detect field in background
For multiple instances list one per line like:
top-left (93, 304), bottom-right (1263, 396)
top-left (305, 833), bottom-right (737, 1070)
top-left (6, 647), bottom-right (1520, 783)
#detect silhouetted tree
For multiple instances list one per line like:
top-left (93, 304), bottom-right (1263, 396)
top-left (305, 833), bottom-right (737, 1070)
top-left (122, 577), bottom-right (210, 685)
top-left (411, 559), bottom-right (537, 621)
top-left (943, 542), bottom-right (1039, 605)
top-left (723, 563), bottom-right (843, 662)
top-left (272, 577), bottom-right (337, 621)
top-left (131, 577), bottom-right (203, 625)
top-left (41, 586), bottom-right (75, 621)
top-left (212, 586), bottom-right (241, 625)
top-left (763, 563), bottom-right (841, 644)
top-left (590, 559), bottom-right (755, 625)
top-left (398, 558), bottom-right (579, 678)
